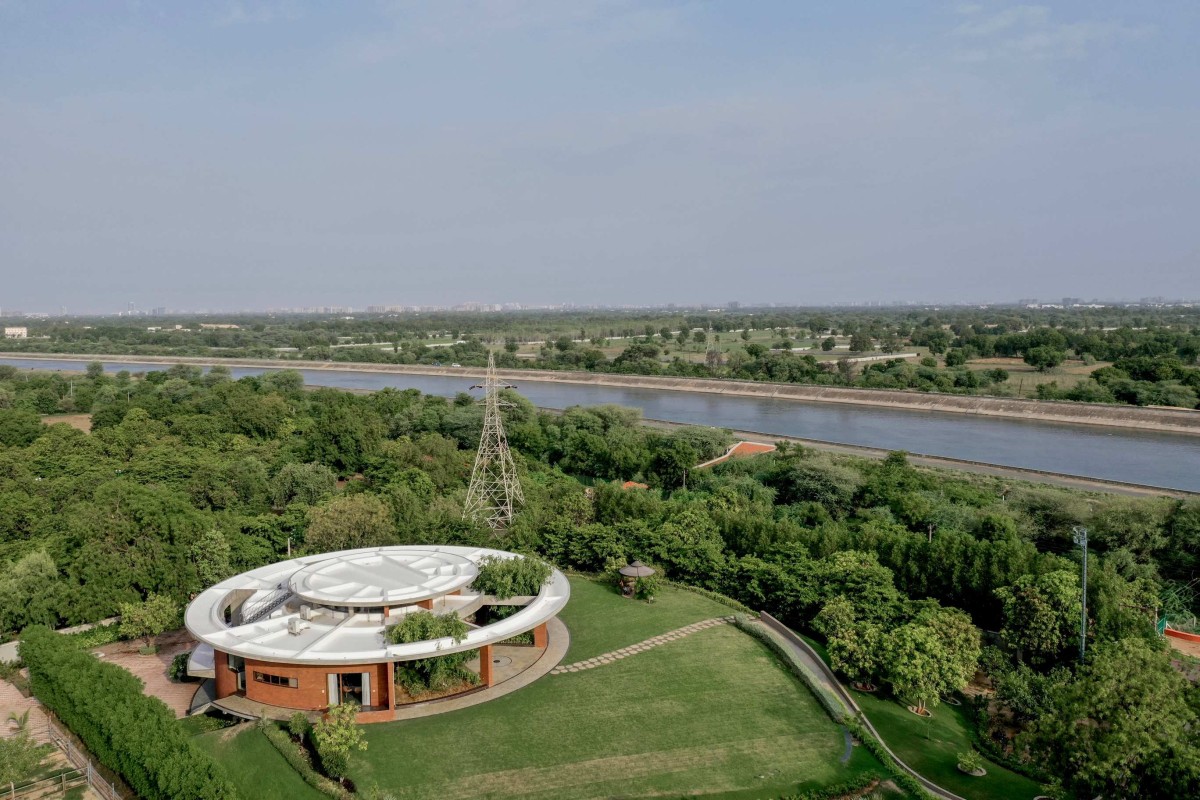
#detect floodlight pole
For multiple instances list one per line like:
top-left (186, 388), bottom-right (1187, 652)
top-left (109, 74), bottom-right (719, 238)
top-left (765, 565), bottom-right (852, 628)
top-left (1072, 526), bottom-right (1088, 663)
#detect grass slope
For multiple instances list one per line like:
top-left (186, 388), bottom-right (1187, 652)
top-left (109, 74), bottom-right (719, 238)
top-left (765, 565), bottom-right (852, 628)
top-left (192, 724), bottom-right (326, 800)
top-left (350, 578), bottom-right (885, 799)
top-left (854, 691), bottom-right (1043, 800)
top-left (559, 576), bottom-right (734, 661)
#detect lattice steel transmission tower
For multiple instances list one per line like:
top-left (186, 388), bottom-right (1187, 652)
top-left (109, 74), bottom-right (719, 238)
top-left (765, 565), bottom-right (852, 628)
top-left (463, 352), bottom-right (524, 531)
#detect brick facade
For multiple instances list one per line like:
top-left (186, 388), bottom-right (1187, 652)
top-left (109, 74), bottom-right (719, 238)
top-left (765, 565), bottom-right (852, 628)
top-left (212, 650), bottom-right (392, 712)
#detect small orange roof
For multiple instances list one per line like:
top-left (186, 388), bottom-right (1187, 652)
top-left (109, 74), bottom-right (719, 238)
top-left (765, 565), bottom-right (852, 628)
top-left (621, 480), bottom-right (649, 490)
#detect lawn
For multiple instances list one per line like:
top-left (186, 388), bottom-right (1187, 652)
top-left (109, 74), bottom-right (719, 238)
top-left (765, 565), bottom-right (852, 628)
top-left (853, 691), bottom-right (1043, 800)
top-left (192, 724), bottom-right (326, 800)
top-left (349, 577), bottom-right (890, 799)
top-left (560, 576), bottom-right (736, 661)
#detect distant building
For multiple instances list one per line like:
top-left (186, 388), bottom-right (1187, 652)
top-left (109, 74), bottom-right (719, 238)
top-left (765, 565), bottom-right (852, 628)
top-left (199, 323), bottom-right (240, 330)
top-left (4, 327), bottom-right (28, 339)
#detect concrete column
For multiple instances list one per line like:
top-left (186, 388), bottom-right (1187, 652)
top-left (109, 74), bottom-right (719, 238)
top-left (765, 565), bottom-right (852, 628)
top-left (533, 623), bottom-right (548, 649)
top-left (479, 644), bottom-right (494, 687)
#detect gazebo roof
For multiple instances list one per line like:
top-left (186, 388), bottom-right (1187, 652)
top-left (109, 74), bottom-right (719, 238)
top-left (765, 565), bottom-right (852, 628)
top-left (618, 560), bottom-right (656, 578)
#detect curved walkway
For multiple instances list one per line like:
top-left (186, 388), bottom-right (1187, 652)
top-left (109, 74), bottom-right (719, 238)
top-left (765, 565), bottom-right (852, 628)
top-left (550, 617), bottom-right (733, 675)
top-left (756, 613), bottom-right (966, 800)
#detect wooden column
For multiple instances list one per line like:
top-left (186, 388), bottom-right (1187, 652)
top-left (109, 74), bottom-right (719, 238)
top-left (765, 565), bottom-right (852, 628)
top-left (417, 599), bottom-right (433, 610)
top-left (479, 644), bottom-right (494, 687)
top-left (533, 623), bottom-right (548, 649)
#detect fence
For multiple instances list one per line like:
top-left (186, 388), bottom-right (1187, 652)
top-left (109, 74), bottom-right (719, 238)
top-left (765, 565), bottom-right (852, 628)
top-left (44, 717), bottom-right (128, 800)
top-left (5, 769), bottom-right (86, 800)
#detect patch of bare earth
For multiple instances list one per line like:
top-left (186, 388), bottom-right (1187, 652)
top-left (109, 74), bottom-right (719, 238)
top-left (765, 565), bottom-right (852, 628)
top-left (40, 413), bottom-right (93, 433)
top-left (94, 629), bottom-right (199, 717)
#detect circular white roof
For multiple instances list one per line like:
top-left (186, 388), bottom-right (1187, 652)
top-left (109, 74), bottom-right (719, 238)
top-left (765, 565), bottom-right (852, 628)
top-left (184, 545), bottom-right (570, 666)
top-left (289, 549), bottom-right (477, 607)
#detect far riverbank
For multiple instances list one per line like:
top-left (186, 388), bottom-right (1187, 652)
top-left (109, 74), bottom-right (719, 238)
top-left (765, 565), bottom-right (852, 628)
top-left (3, 352), bottom-right (1197, 435)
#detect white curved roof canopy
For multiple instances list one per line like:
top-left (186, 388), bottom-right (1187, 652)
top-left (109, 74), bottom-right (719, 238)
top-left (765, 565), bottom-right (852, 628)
top-left (185, 545), bottom-right (570, 666)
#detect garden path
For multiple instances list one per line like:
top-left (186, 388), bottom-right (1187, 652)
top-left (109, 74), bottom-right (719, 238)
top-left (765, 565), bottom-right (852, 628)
top-left (549, 616), bottom-right (733, 674)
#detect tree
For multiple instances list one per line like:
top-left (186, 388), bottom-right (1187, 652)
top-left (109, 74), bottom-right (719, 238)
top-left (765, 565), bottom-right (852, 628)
top-left (266, 462), bottom-right (333, 506)
top-left (471, 555), bottom-right (552, 599)
top-left (1025, 346), bottom-right (1066, 372)
top-left (829, 621), bottom-right (885, 689)
top-left (821, 337), bottom-right (836, 352)
top-left (944, 348), bottom-right (967, 367)
top-left (884, 622), bottom-right (951, 714)
top-left (304, 494), bottom-right (394, 553)
top-left (996, 571), bottom-right (1081, 666)
top-left (312, 700), bottom-right (367, 780)
top-left (188, 528), bottom-right (232, 589)
top-left (0, 729), bottom-right (49, 786)
top-left (849, 332), bottom-right (873, 353)
top-left (118, 593), bottom-right (180, 649)
top-left (1027, 638), bottom-right (1200, 799)
top-left (812, 596), bottom-right (855, 639)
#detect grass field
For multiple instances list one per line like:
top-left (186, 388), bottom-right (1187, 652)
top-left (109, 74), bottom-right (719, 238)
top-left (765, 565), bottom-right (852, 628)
top-left (192, 724), bottom-right (326, 800)
top-left (853, 692), bottom-right (1043, 800)
top-left (348, 577), bottom-right (889, 799)
top-left (559, 576), bottom-right (735, 661)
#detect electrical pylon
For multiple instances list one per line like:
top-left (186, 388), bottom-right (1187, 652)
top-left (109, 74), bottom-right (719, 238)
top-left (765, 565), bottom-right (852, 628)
top-left (463, 352), bottom-right (524, 531)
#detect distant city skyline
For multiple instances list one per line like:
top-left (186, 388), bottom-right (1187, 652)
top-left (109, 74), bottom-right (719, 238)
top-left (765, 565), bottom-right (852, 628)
top-left (2, 2), bottom-right (1197, 311)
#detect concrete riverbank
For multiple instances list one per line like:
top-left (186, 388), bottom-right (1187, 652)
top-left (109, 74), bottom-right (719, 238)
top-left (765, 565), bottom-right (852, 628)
top-left (4, 353), bottom-right (1198, 435)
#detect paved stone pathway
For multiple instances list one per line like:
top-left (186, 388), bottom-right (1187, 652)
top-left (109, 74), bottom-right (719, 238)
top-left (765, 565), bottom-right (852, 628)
top-left (550, 616), bottom-right (734, 675)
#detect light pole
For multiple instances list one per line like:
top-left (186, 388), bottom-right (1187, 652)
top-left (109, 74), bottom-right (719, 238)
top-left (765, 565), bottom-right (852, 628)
top-left (1072, 526), bottom-right (1088, 663)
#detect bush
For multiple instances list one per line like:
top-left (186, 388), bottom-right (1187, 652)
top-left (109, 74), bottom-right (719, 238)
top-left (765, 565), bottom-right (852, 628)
top-left (63, 623), bottom-right (121, 650)
top-left (957, 749), bottom-right (984, 773)
top-left (261, 723), bottom-right (349, 799)
top-left (20, 626), bottom-right (238, 800)
top-left (471, 555), bottom-right (552, 599)
top-left (169, 651), bottom-right (192, 682)
top-left (288, 711), bottom-right (310, 741)
top-left (385, 611), bottom-right (479, 694)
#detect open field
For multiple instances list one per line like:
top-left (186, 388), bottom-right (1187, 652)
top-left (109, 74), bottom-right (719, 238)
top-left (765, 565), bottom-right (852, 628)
top-left (968, 357), bottom-right (1105, 395)
top-left (192, 725), bottom-right (326, 800)
top-left (347, 577), bottom-right (888, 799)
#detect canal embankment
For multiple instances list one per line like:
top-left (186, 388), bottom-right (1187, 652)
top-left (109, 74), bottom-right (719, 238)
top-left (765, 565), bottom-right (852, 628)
top-left (4, 353), bottom-right (1197, 435)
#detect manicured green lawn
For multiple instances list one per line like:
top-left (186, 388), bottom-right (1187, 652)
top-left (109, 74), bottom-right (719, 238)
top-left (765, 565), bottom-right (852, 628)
top-left (853, 691), bottom-right (1044, 800)
top-left (192, 725), bottom-right (326, 800)
top-left (559, 576), bottom-right (734, 661)
top-left (349, 577), bottom-right (889, 799)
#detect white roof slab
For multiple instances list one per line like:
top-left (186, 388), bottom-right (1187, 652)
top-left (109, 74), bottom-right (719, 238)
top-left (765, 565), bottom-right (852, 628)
top-left (185, 545), bottom-right (569, 666)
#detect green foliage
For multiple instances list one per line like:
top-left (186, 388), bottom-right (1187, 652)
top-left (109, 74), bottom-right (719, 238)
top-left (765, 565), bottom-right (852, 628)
top-left (635, 571), bottom-right (662, 601)
top-left (169, 650), bottom-right (192, 682)
top-left (0, 728), bottom-right (49, 786)
top-left (118, 592), bottom-right (180, 646)
top-left (470, 555), bottom-right (552, 599)
top-left (261, 722), bottom-right (350, 799)
top-left (996, 571), bottom-right (1081, 666)
top-left (312, 701), bottom-right (367, 780)
top-left (304, 493), bottom-right (394, 553)
top-left (385, 611), bottom-right (479, 694)
top-left (1027, 637), bottom-right (1200, 799)
top-left (957, 749), bottom-right (984, 773)
top-left (20, 626), bottom-right (238, 800)
top-left (289, 712), bottom-right (311, 741)
top-left (0, 550), bottom-right (60, 637)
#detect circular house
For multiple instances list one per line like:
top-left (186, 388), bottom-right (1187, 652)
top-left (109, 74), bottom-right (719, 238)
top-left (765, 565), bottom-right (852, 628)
top-left (184, 545), bottom-right (570, 722)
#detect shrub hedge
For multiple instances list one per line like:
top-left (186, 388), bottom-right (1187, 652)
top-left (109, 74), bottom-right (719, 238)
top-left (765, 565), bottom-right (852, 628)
top-left (20, 626), bottom-right (238, 800)
top-left (260, 722), bottom-right (350, 800)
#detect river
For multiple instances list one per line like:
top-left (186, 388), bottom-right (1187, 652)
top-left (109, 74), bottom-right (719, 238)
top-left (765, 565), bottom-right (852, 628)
top-left (4, 357), bottom-right (1198, 492)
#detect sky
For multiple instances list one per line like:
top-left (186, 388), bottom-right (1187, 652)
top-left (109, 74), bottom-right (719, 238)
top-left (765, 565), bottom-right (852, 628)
top-left (1, 1), bottom-right (1197, 312)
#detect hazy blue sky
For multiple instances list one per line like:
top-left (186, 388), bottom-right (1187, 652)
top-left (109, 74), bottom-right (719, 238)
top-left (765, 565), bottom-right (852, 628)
top-left (2, 1), bottom-right (1197, 312)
